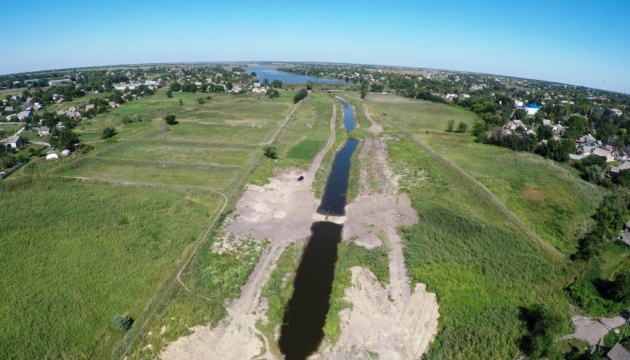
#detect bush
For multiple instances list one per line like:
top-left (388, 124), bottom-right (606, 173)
top-left (455, 122), bottom-right (468, 133)
top-left (164, 114), bottom-right (177, 125)
top-left (519, 304), bottom-right (563, 359)
top-left (113, 314), bottom-right (133, 331)
top-left (198, 98), bottom-right (205, 104)
top-left (445, 119), bottom-right (454, 132)
top-left (101, 126), bottom-right (116, 139)
top-left (263, 145), bottom-right (278, 159)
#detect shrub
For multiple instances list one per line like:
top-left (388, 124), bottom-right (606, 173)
top-left (293, 89), bottom-right (308, 103)
top-left (113, 314), bottom-right (133, 331)
top-left (164, 114), bottom-right (177, 125)
top-left (263, 145), bottom-right (278, 159)
top-left (101, 126), bottom-right (116, 139)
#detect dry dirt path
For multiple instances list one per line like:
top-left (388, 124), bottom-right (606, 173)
top-left (161, 103), bottom-right (338, 360)
top-left (319, 103), bottom-right (439, 359)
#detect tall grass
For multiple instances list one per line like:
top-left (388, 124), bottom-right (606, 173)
top-left (0, 177), bottom-right (218, 359)
top-left (386, 138), bottom-right (571, 359)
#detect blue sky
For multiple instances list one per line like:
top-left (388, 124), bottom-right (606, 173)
top-left (1, 0), bottom-right (628, 93)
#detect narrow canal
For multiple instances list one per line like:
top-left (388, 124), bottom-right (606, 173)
top-left (278, 99), bottom-right (356, 359)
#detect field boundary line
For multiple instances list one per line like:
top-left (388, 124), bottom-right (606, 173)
top-left (409, 133), bottom-right (566, 262)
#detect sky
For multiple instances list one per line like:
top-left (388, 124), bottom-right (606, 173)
top-left (1, 0), bottom-right (628, 93)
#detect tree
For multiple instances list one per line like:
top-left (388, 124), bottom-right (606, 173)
top-left (271, 79), bottom-right (283, 89)
top-left (181, 82), bottom-right (198, 93)
top-left (446, 119), bottom-right (454, 132)
top-left (113, 314), bottom-right (133, 331)
top-left (616, 170), bottom-right (630, 187)
top-left (169, 82), bottom-right (181, 92)
top-left (455, 122), bottom-right (468, 133)
top-left (263, 145), bottom-right (278, 159)
top-left (519, 304), bottom-right (563, 359)
top-left (165, 90), bottom-right (173, 98)
top-left (178, 99), bottom-right (183, 106)
top-left (471, 121), bottom-right (487, 137)
top-left (360, 89), bottom-right (367, 99)
top-left (610, 269), bottom-right (630, 302)
top-left (101, 126), bottom-right (116, 139)
top-left (164, 114), bottom-right (177, 125)
top-left (268, 89), bottom-right (280, 99)
top-left (293, 89), bottom-right (308, 104)
top-left (51, 129), bottom-right (79, 150)
top-left (536, 125), bottom-right (554, 141)
top-left (565, 115), bottom-right (588, 139)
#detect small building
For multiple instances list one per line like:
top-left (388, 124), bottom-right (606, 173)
top-left (592, 148), bottom-right (614, 162)
top-left (607, 343), bottom-right (630, 360)
top-left (5, 114), bottom-right (18, 121)
top-left (579, 134), bottom-right (597, 143)
top-left (610, 108), bottom-right (623, 117)
top-left (37, 126), bottom-right (50, 136)
top-left (505, 120), bottom-right (525, 130)
top-left (610, 162), bottom-right (630, 174)
top-left (3, 106), bottom-right (13, 112)
top-left (85, 104), bottom-right (95, 111)
top-left (3, 135), bottom-right (24, 149)
top-left (17, 110), bottom-right (33, 121)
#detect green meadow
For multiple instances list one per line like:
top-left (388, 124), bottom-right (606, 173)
top-left (0, 178), bottom-right (220, 359)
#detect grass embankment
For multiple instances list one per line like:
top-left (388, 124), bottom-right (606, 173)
top-left (0, 178), bottom-right (220, 359)
top-left (421, 132), bottom-right (604, 255)
top-left (351, 94), bottom-right (600, 358)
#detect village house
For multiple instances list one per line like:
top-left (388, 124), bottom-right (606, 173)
top-left (592, 147), bottom-right (614, 162)
top-left (610, 161), bottom-right (630, 174)
top-left (3, 135), bottom-right (24, 149)
top-left (37, 126), bottom-right (50, 136)
top-left (17, 110), bottom-right (33, 121)
top-left (578, 134), bottom-right (597, 143)
top-left (504, 120), bottom-right (526, 131)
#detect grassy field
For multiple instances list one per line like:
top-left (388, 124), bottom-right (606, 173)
top-left (58, 157), bottom-right (238, 189)
top-left (0, 178), bottom-right (221, 359)
top-left (420, 132), bottom-right (604, 255)
top-left (362, 93), bottom-right (478, 132)
top-left (101, 143), bottom-right (253, 166)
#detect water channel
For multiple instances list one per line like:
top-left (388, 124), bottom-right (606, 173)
top-left (278, 99), bottom-right (356, 359)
